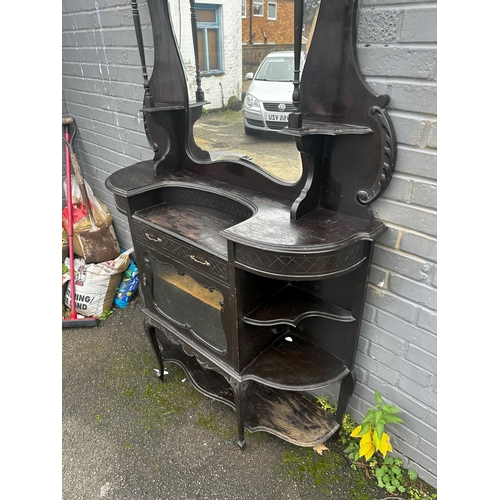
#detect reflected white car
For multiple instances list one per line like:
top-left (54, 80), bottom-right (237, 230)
top-left (243, 51), bottom-right (302, 135)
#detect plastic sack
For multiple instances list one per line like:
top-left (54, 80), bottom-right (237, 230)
top-left (62, 226), bottom-right (69, 262)
top-left (62, 174), bottom-right (113, 233)
top-left (114, 256), bottom-right (140, 308)
top-left (64, 249), bottom-right (132, 319)
top-left (62, 259), bottom-right (71, 317)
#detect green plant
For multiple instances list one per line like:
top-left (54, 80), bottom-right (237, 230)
top-left (372, 455), bottom-right (406, 494)
top-left (408, 482), bottom-right (437, 500)
top-left (315, 396), bottom-right (357, 443)
top-left (100, 308), bottom-right (114, 320)
top-left (315, 393), bottom-right (436, 498)
top-left (227, 95), bottom-right (242, 111)
top-left (350, 390), bottom-right (403, 460)
top-left (202, 108), bottom-right (209, 116)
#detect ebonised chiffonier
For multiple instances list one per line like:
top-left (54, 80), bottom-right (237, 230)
top-left (105, 0), bottom-right (396, 449)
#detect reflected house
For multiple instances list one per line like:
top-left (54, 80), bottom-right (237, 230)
top-left (168, 1), bottom-right (321, 111)
top-left (169, 1), bottom-right (243, 110)
top-left (241, 0), bottom-right (320, 76)
top-left (241, 0), bottom-right (294, 45)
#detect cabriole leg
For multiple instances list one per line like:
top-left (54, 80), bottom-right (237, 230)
top-left (144, 319), bottom-right (165, 381)
top-left (229, 379), bottom-right (251, 449)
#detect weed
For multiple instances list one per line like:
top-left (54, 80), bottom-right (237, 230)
top-left (350, 390), bottom-right (403, 461)
top-left (315, 394), bottom-right (437, 499)
top-left (100, 308), bottom-right (114, 320)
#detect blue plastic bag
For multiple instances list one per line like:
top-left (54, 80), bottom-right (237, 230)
top-left (114, 258), bottom-right (139, 308)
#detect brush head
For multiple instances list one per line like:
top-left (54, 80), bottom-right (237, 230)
top-left (62, 116), bottom-right (75, 125)
top-left (62, 317), bottom-right (99, 328)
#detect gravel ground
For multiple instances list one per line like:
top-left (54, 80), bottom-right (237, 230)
top-left (62, 300), bottom-right (388, 500)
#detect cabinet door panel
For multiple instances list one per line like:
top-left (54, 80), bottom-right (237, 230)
top-left (141, 249), bottom-right (228, 354)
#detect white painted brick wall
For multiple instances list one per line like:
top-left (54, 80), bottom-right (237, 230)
top-left (168, 0), bottom-right (242, 108)
top-left (62, 0), bottom-right (438, 487)
top-left (62, 0), bottom-right (241, 249)
top-left (351, 0), bottom-right (437, 486)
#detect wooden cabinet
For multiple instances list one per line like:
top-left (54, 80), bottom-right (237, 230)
top-left (106, 0), bottom-right (396, 449)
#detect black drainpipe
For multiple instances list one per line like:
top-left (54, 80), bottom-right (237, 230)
top-left (249, 0), bottom-right (253, 45)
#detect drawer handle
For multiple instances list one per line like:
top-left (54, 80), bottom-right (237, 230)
top-left (189, 255), bottom-right (211, 267)
top-left (146, 233), bottom-right (162, 242)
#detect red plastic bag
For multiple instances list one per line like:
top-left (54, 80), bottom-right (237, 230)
top-left (62, 175), bottom-right (113, 232)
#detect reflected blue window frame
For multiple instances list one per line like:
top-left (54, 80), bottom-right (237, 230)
top-left (196, 3), bottom-right (223, 75)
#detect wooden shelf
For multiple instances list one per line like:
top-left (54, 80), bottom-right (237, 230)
top-left (244, 384), bottom-right (340, 447)
top-left (160, 341), bottom-right (340, 447)
top-left (280, 120), bottom-right (372, 137)
top-left (142, 100), bottom-right (210, 113)
top-left (141, 104), bottom-right (185, 112)
top-left (243, 285), bottom-right (354, 327)
top-left (134, 201), bottom-right (246, 258)
top-left (242, 331), bottom-right (349, 390)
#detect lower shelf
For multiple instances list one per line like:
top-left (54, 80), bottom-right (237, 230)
top-left (160, 341), bottom-right (340, 447)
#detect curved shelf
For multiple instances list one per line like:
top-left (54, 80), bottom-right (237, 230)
top-left (141, 104), bottom-right (185, 112)
top-left (160, 340), bottom-right (340, 447)
top-left (280, 120), bottom-right (372, 137)
top-left (243, 285), bottom-right (354, 327)
top-left (241, 331), bottom-right (349, 390)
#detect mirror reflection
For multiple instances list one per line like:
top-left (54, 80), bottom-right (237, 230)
top-left (167, 0), bottom-right (321, 183)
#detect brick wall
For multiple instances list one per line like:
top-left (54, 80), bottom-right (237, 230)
top-left (62, 0), bottom-right (437, 487)
top-left (350, 0), bottom-right (437, 486)
top-left (242, 0), bottom-right (294, 44)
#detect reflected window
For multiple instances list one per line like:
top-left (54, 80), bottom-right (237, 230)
top-left (254, 55), bottom-right (297, 82)
top-left (254, 0), bottom-right (263, 17)
top-left (268, 2), bottom-right (277, 20)
top-left (196, 4), bottom-right (222, 74)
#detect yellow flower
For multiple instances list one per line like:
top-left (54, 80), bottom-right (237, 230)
top-left (357, 429), bottom-right (375, 459)
top-left (360, 430), bottom-right (372, 446)
top-left (378, 432), bottom-right (393, 457)
top-left (359, 441), bottom-right (375, 460)
top-left (350, 425), bottom-right (362, 438)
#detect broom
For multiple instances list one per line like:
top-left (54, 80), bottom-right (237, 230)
top-left (61, 117), bottom-right (121, 264)
top-left (62, 117), bottom-right (99, 328)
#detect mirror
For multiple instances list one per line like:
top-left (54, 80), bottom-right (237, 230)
top-left (167, 0), bottom-right (321, 184)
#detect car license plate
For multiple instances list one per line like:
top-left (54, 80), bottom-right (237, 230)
top-left (266, 113), bottom-right (289, 122)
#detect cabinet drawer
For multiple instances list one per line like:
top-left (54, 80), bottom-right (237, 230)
top-left (131, 220), bottom-right (229, 282)
top-left (234, 241), bottom-right (367, 279)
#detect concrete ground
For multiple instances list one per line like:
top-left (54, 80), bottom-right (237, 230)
top-left (193, 110), bottom-right (302, 183)
top-left (62, 300), bottom-right (389, 500)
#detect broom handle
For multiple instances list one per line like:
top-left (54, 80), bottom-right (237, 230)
top-left (64, 124), bottom-right (77, 319)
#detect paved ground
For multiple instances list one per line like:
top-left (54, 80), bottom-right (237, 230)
top-left (193, 110), bottom-right (302, 183)
top-left (62, 301), bottom-right (390, 500)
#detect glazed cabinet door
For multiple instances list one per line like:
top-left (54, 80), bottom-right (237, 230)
top-left (135, 241), bottom-right (231, 357)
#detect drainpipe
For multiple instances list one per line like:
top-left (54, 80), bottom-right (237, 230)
top-left (219, 82), bottom-right (225, 110)
top-left (249, 0), bottom-right (253, 44)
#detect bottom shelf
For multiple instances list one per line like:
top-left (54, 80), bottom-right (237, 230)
top-left (160, 341), bottom-right (339, 447)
